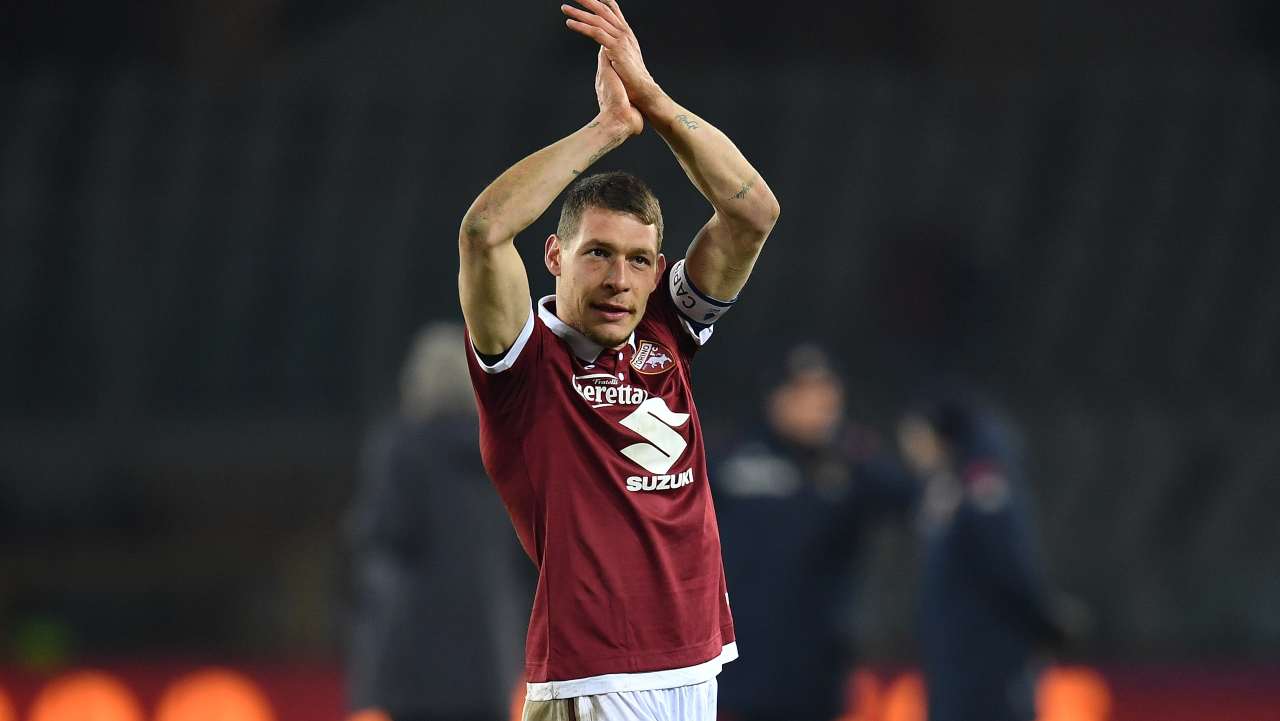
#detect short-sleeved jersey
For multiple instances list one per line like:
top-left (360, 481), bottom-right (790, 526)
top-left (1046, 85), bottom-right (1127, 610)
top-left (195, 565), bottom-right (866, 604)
top-left (466, 259), bottom-right (737, 700)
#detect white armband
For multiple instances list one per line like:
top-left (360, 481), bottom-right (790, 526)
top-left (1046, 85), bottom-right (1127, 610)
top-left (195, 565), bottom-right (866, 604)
top-left (669, 259), bottom-right (736, 328)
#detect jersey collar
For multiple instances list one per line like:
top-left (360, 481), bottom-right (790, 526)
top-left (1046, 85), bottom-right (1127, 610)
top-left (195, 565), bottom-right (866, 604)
top-left (537, 295), bottom-right (636, 363)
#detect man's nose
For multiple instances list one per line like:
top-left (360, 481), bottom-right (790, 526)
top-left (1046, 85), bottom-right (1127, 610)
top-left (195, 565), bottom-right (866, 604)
top-left (603, 256), bottom-right (632, 291)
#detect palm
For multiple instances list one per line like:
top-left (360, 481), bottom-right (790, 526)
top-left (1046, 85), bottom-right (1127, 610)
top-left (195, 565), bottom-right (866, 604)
top-left (565, 0), bottom-right (659, 110)
top-left (596, 49), bottom-right (643, 135)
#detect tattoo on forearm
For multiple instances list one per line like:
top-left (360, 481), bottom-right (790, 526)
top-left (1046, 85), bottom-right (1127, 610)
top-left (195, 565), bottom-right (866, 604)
top-left (587, 120), bottom-right (601, 129)
top-left (581, 134), bottom-right (624, 173)
top-left (675, 114), bottom-right (700, 131)
top-left (730, 177), bottom-right (756, 201)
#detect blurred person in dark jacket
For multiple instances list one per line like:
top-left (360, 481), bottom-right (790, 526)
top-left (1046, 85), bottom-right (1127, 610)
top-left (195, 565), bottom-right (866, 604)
top-left (345, 322), bottom-right (530, 721)
top-left (714, 345), bottom-right (917, 721)
top-left (898, 393), bottom-right (1083, 721)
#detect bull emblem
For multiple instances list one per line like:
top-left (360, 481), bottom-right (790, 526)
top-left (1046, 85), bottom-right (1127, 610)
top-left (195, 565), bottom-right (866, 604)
top-left (632, 341), bottom-right (675, 374)
top-left (644, 351), bottom-right (672, 368)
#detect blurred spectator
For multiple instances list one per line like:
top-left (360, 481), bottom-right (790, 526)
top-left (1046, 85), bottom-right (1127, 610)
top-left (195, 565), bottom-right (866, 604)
top-left (898, 392), bottom-right (1084, 721)
top-left (344, 322), bottom-right (530, 721)
top-left (713, 345), bottom-right (917, 721)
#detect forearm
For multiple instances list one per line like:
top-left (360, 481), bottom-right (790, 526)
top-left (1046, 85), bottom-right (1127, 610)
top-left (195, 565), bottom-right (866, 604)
top-left (640, 92), bottom-right (779, 232)
top-left (460, 115), bottom-right (632, 245)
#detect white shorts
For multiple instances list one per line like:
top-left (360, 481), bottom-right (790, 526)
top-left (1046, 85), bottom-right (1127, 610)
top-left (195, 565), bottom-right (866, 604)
top-left (521, 679), bottom-right (717, 721)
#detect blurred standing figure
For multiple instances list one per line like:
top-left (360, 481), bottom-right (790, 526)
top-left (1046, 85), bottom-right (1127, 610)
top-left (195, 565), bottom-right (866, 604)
top-left (715, 346), bottom-right (916, 721)
top-left (346, 322), bottom-right (529, 721)
top-left (898, 395), bottom-right (1073, 721)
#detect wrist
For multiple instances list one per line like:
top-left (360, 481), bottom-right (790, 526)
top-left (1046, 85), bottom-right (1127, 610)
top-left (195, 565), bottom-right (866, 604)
top-left (633, 83), bottom-right (671, 116)
top-left (592, 111), bottom-right (640, 139)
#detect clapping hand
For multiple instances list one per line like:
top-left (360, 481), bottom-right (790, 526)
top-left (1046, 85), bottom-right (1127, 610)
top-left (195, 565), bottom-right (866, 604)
top-left (563, 0), bottom-right (662, 112)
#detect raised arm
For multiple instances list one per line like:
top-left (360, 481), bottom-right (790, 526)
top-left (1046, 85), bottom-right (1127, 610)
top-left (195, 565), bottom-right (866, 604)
top-left (562, 0), bottom-right (780, 301)
top-left (459, 50), bottom-right (643, 355)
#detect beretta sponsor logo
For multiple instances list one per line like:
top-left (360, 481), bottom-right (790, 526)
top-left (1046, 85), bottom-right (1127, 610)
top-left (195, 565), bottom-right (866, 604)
top-left (572, 372), bottom-right (649, 408)
top-left (631, 340), bottom-right (675, 375)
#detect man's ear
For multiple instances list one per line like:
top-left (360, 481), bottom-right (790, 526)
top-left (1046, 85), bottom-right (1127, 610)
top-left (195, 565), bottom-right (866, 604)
top-left (545, 235), bottom-right (563, 276)
top-left (654, 253), bottom-right (667, 288)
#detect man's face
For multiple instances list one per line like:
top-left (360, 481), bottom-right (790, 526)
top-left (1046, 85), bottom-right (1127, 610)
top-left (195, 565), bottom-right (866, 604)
top-left (546, 207), bottom-right (666, 349)
top-left (768, 372), bottom-right (845, 448)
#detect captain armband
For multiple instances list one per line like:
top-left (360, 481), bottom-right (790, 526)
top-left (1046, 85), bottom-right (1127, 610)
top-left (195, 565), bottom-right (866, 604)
top-left (668, 259), bottom-right (737, 345)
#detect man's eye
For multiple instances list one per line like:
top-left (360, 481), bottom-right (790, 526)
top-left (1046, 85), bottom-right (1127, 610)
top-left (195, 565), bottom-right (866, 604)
top-left (631, 256), bottom-right (650, 266)
top-left (589, 248), bottom-right (608, 257)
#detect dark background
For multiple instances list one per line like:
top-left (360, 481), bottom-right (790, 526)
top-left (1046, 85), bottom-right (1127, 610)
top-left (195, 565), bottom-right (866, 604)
top-left (2, 0), bottom-right (1278, 668)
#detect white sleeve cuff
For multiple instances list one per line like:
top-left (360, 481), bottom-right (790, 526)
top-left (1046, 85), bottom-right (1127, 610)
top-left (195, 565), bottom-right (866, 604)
top-left (470, 306), bottom-right (535, 374)
top-left (678, 318), bottom-right (715, 346)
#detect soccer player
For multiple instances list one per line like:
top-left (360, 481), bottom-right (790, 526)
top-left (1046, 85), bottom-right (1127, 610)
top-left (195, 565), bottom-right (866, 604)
top-left (457, 1), bottom-right (779, 718)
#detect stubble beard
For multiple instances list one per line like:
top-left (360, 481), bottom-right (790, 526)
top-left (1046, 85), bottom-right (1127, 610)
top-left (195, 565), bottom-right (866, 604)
top-left (559, 280), bottom-right (646, 350)
top-left (582, 319), bottom-right (636, 350)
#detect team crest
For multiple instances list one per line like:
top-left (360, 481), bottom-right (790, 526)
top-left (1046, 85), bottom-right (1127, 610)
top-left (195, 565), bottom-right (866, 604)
top-left (631, 340), bottom-right (676, 374)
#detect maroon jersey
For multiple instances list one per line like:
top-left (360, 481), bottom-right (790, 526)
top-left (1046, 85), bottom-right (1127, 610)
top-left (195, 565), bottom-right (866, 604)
top-left (466, 259), bottom-right (737, 699)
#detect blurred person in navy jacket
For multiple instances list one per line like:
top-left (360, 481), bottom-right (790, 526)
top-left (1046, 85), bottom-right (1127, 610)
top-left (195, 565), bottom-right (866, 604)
top-left (898, 394), bottom-right (1082, 721)
top-left (714, 345), bottom-right (917, 721)
top-left (345, 322), bottom-right (530, 721)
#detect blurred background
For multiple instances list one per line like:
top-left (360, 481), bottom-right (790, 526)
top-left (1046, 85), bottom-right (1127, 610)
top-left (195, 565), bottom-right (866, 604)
top-left (2, 0), bottom-right (1278, 719)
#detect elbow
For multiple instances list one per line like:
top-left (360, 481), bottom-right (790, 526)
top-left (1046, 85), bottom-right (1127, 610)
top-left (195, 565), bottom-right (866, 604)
top-left (717, 194), bottom-right (779, 253)
top-left (759, 194), bottom-right (781, 231)
top-left (723, 173), bottom-right (780, 236)
top-left (741, 193), bottom-right (780, 237)
top-left (458, 213), bottom-right (510, 252)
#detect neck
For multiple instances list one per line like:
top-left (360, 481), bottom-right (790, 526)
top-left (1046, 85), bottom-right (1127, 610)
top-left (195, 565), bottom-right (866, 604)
top-left (544, 294), bottom-right (631, 353)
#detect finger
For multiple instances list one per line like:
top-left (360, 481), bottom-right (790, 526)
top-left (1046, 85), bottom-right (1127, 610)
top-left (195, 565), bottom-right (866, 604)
top-left (565, 18), bottom-right (613, 47)
top-left (601, 0), bottom-right (629, 27)
top-left (560, 4), bottom-right (619, 37)
top-left (564, 1), bottom-right (621, 37)
top-left (573, 0), bottom-right (625, 31)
